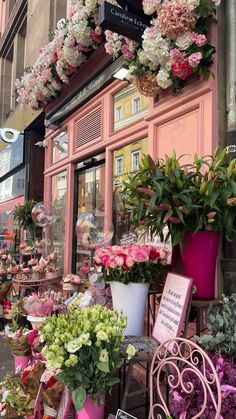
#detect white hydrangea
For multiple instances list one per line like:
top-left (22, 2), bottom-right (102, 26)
top-left (185, 0), bottom-right (200, 8)
top-left (156, 67), bottom-right (172, 89)
top-left (85, 0), bottom-right (98, 15)
top-left (142, 27), bottom-right (170, 67)
top-left (137, 49), bottom-right (150, 66)
top-left (175, 32), bottom-right (193, 50)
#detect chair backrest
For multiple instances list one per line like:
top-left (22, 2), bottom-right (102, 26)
top-left (152, 273), bottom-right (193, 344)
top-left (149, 337), bottom-right (222, 419)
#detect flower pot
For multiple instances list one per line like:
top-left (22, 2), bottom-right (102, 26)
top-left (27, 315), bottom-right (44, 330)
top-left (14, 355), bottom-right (32, 372)
top-left (110, 282), bottom-right (150, 335)
top-left (76, 395), bottom-right (104, 419)
top-left (180, 231), bottom-right (221, 299)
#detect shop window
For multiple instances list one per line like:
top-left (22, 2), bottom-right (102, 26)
top-left (113, 85), bottom-right (148, 131)
top-left (133, 97), bottom-right (141, 114)
top-left (131, 149), bottom-right (140, 172)
top-left (115, 156), bottom-right (123, 176)
top-left (0, 167), bottom-right (25, 202)
top-left (52, 129), bottom-right (68, 163)
top-left (113, 139), bottom-right (148, 244)
top-left (51, 170), bottom-right (67, 272)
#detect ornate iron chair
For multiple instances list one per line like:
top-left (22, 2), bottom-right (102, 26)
top-left (149, 337), bottom-right (222, 419)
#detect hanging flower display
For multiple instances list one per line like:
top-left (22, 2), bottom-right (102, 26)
top-left (16, 0), bottom-right (220, 108)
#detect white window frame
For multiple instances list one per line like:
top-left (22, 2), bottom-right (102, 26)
top-left (115, 106), bottom-right (122, 122)
top-left (133, 96), bottom-right (141, 114)
top-left (115, 156), bottom-right (123, 176)
top-left (131, 149), bottom-right (140, 172)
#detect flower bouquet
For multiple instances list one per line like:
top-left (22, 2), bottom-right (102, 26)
top-left (40, 370), bottom-right (65, 418)
top-left (1, 326), bottom-right (31, 356)
top-left (39, 305), bottom-right (134, 417)
top-left (62, 273), bottom-right (83, 291)
top-left (20, 360), bottom-right (46, 399)
top-left (24, 291), bottom-right (64, 319)
top-left (0, 372), bottom-right (34, 418)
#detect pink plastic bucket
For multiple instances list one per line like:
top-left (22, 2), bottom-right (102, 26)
top-left (180, 231), bottom-right (220, 299)
top-left (14, 355), bottom-right (32, 372)
top-left (75, 395), bottom-right (104, 419)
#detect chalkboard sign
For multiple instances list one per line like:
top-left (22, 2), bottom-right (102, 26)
top-left (115, 409), bottom-right (138, 419)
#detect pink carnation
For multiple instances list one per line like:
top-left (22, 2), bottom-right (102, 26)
top-left (188, 52), bottom-right (202, 68)
top-left (191, 32), bottom-right (207, 47)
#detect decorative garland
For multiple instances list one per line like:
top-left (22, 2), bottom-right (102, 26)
top-left (16, 0), bottom-right (220, 109)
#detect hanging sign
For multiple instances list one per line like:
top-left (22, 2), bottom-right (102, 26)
top-left (115, 409), bottom-right (138, 419)
top-left (99, 2), bottom-right (150, 43)
top-left (0, 128), bottom-right (20, 144)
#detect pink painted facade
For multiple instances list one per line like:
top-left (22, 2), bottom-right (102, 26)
top-left (44, 73), bottom-right (218, 274)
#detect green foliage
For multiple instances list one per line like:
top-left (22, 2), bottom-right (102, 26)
top-left (39, 305), bottom-right (128, 412)
top-left (123, 148), bottom-right (236, 246)
top-left (12, 199), bottom-right (37, 229)
top-left (196, 294), bottom-right (236, 357)
top-left (1, 372), bottom-right (34, 416)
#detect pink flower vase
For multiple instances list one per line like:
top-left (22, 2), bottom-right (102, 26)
top-left (76, 395), bottom-right (105, 419)
top-left (180, 231), bottom-right (221, 299)
top-left (14, 355), bottom-right (32, 372)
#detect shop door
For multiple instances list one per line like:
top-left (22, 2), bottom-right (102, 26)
top-left (73, 156), bottom-right (105, 275)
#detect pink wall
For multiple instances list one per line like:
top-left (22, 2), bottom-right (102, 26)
top-left (44, 75), bottom-right (218, 274)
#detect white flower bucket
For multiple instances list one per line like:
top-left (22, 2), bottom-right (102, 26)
top-left (27, 315), bottom-right (44, 330)
top-left (110, 282), bottom-right (150, 336)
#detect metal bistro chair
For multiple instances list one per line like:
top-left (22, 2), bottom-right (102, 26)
top-left (149, 337), bottom-right (222, 419)
top-left (120, 273), bottom-right (194, 416)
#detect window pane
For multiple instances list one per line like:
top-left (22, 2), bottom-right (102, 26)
top-left (51, 171), bottom-right (67, 272)
top-left (113, 139), bottom-right (148, 244)
top-left (0, 134), bottom-right (24, 178)
top-left (113, 85), bottom-right (148, 131)
top-left (52, 129), bottom-right (68, 163)
top-left (0, 167), bottom-right (25, 202)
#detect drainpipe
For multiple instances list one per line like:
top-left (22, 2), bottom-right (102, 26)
top-left (222, 0), bottom-right (236, 294)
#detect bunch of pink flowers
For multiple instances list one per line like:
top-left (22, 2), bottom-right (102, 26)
top-left (24, 291), bottom-right (64, 317)
top-left (94, 244), bottom-right (169, 284)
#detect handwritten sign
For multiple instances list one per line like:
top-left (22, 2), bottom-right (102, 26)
top-left (153, 273), bottom-right (193, 344)
top-left (115, 409), bottom-right (138, 419)
top-left (120, 233), bottom-right (137, 245)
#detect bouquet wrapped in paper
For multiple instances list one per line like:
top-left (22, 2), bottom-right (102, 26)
top-left (1, 326), bottom-right (31, 356)
top-left (23, 291), bottom-right (64, 317)
top-left (20, 361), bottom-right (45, 399)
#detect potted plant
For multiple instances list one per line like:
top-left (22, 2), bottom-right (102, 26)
top-left (39, 305), bottom-right (135, 419)
top-left (13, 200), bottom-right (37, 240)
top-left (170, 294), bottom-right (236, 417)
top-left (94, 244), bottom-right (169, 335)
top-left (123, 148), bottom-right (236, 298)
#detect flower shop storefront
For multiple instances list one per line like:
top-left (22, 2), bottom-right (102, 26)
top-left (44, 73), bottom-right (218, 278)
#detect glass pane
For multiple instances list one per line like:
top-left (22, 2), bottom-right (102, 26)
top-left (113, 139), bottom-right (148, 244)
top-left (52, 129), bottom-right (68, 163)
top-left (0, 210), bottom-right (20, 252)
top-left (0, 167), bottom-right (25, 202)
top-left (113, 85), bottom-right (148, 131)
top-left (0, 134), bottom-right (24, 178)
top-left (75, 165), bottom-right (105, 275)
top-left (51, 170), bottom-right (67, 273)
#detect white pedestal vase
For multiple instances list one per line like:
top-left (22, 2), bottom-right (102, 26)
top-left (110, 282), bottom-right (150, 336)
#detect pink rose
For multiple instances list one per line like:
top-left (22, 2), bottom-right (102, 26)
top-left (115, 256), bottom-right (124, 267)
top-left (132, 249), bottom-right (149, 263)
top-left (126, 256), bottom-right (135, 268)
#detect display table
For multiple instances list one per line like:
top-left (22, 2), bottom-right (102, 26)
top-left (11, 276), bottom-right (61, 297)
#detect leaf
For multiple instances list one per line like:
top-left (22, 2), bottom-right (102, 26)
top-left (107, 377), bottom-right (120, 386)
top-left (72, 387), bottom-right (86, 413)
top-left (97, 362), bottom-right (110, 373)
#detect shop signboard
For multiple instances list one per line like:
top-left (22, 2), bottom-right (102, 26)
top-left (99, 2), bottom-right (150, 43)
top-left (0, 128), bottom-right (21, 144)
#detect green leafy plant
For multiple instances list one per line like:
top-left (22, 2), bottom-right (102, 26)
top-left (196, 294), bottom-right (236, 357)
top-left (123, 147), bottom-right (236, 246)
top-left (13, 200), bottom-right (37, 229)
top-left (0, 372), bottom-right (34, 416)
top-left (39, 305), bottom-right (134, 413)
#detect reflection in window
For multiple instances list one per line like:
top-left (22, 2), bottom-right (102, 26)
top-left (0, 210), bottom-right (20, 251)
top-left (113, 139), bottom-right (148, 244)
top-left (51, 171), bottom-right (67, 272)
top-left (0, 168), bottom-right (25, 202)
top-left (53, 129), bottom-right (68, 163)
top-left (113, 85), bottom-right (148, 131)
top-left (133, 97), bottom-right (141, 114)
top-left (115, 156), bottom-right (123, 176)
top-left (132, 150), bottom-right (140, 172)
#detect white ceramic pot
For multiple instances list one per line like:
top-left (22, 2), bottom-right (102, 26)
top-left (27, 315), bottom-right (44, 330)
top-left (110, 282), bottom-right (150, 336)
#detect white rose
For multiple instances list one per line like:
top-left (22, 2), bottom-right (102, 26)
top-left (156, 68), bottom-right (173, 89)
top-left (175, 32), bottom-right (193, 50)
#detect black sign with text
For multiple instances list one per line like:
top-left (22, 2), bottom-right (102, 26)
top-left (99, 2), bottom-right (150, 43)
top-left (116, 0), bottom-right (144, 13)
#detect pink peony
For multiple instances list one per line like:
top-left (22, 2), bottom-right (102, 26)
top-left (188, 52), bottom-right (202, 68)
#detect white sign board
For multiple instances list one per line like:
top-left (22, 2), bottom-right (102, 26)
top-left (153, 273), bottom-right (193, 343)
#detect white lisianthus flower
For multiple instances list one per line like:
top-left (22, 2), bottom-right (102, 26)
top-left (99, 348), bottom-right (109, 363)
top-left (78, 332), bottom-right (92, 347)
top-left (156, 67), bottom-right (172, 89)
top-left (66, 338), bottom-right (82, 353)
top-left (126, 344), bottom-right (137, 360)
top-left (175, 32), bottom-right (193, 50)
top-left (47, 357), bottom-right (64, 371)
top-left (97, 330), bottom-right (109, 341)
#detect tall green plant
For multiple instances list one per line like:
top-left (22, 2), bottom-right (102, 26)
top-left (13, 200), bottom-right (37, 229)
top-left (123, 147), bottom-right (236, 246)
